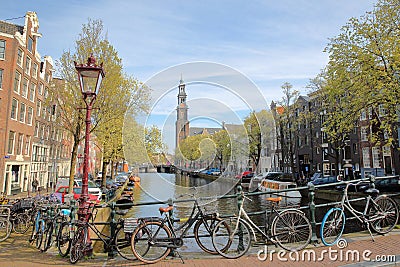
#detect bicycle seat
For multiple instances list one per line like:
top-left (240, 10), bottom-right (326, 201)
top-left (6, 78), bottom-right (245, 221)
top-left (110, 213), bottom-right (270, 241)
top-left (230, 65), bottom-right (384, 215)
top-left (364, 188), bottom-right (379, 197)
top-left (266, 197), bottom-right (282, 203)
top-left (159, 206), bottom-right (173, 213)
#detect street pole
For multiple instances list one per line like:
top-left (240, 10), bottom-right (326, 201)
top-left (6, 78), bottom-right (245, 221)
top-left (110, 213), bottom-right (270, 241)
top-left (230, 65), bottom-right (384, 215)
top-left (74, 55), bottom-right (105, 255)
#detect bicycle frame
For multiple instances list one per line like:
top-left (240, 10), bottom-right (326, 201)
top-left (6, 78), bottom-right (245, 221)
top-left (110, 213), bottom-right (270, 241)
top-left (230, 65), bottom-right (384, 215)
top-left (338, 183), bottom-right (385, 226)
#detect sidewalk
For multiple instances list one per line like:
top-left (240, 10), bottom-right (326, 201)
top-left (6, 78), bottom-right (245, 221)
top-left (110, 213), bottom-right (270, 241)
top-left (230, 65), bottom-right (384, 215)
top-left (0, 228), bottom-right (399, 267)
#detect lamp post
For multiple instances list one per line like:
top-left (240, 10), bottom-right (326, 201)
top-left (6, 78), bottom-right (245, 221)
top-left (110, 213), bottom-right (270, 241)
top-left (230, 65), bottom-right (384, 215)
top-left (74, 54), bottom-right (105, 223)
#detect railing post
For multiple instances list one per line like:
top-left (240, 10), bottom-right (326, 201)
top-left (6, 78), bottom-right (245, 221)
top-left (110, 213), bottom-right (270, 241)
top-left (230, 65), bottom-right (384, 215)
top-left (108, 202), bottom-right (116, 258)
top-left (167, 198), bottom-right (174, 219)
top-left (70, 199), bottom-right (76, 222)
top-left (236, 184), bottom-right (244, 250)
top-left (369, 174), bottom-right (376, 189)
top-left (307, 182), bottom-right (318, 244)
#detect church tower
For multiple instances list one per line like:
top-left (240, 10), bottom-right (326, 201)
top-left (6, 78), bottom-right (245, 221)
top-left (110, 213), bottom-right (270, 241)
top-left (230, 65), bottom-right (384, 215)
top-left (176, 77), bottom-right (189, 148)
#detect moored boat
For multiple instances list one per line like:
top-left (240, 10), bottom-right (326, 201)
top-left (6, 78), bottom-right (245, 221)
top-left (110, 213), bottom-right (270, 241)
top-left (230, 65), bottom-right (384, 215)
top-left (259, 173), bottom-right (301, 205)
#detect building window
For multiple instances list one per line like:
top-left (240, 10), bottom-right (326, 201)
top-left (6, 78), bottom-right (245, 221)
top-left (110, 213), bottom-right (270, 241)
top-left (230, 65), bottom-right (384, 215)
top-left (38, 83), bottom-right (43, 95)
top-left (17, 133), bottom-right (23, 155)
top-left (0, 68), bottom-right (3, 89)
top-left (17, 48), bottom-right (23, 66)
top-left (361, 126), bottom-right (368, 141)
top-left (362, 147), bottom-right (371, 168)
top-left (34, 121), bottom-right (39, 137)
top-left (372, 147), bottom-right (380, 168)
top-left (24, 136), bottom-right (31, 155)
top-left (368, 107), bottom-right (373, 119)
top-left (36, 100), bottom-right (41, 117)
top-left (353, 143), bottom-right (358, 154)
top-left (316, 147), bottom-right (320, 154)
top-left (29, 83), bottom-right (36, 102)
top-left (14, 71), bottom-right (21, 93)
top-left (11, 98), bottom-right (18, 120)
top-left (19, 102), bottom-right (26, 123)
top-left (27, 36), bottom-right (33, 52)
top-left (378, 104), bottom-right (386, 117)
top-left (0, 40), bottom-right (5, 59)
top-left (27, 106), bottom-right (33, 125)
top-left (360, 109), bottom-right (367, 121)
top-left (25, 56), bottom-right (31, 75)
top-left (21, 78), bottom-right (28, 98)
top-left (32, 62), bottom-right (38, 79)
top-left (7, 131), bottom-right (15, 154)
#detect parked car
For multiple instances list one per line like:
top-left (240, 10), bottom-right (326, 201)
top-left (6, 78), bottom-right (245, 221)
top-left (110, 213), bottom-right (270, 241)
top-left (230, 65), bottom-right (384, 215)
top-left (75, 179), bottom-right (102, 201)
top-left (310, 172), bottom-right (340, 186)
top-left (54, 186), bottom-right (100, 203)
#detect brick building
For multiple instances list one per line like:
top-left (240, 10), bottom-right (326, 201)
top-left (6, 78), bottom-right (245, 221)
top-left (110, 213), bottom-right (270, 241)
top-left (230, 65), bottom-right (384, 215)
top-left (0, 12), bottom-right (71, 195)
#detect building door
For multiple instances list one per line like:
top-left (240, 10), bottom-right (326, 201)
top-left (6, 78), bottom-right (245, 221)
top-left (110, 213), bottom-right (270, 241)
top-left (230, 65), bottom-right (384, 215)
top-left (384, 156), bottom-right (392, 175)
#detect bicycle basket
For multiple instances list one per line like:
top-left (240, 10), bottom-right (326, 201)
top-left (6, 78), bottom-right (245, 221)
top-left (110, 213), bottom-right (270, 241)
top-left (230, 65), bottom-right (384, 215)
top-left (123, 218), bottom-right (138, 233)
top-left (20, 198), bottom-right (34, 209)
top-left (10, 201), bottom-right (22, 212)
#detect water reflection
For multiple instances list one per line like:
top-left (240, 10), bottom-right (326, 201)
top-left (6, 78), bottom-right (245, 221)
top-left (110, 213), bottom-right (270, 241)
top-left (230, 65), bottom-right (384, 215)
top-left (125, 173), bottom-right (305, 224)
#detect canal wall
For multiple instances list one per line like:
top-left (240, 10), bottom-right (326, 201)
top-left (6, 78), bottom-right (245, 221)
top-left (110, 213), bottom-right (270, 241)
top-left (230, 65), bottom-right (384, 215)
top-left (92, 179), bottom-right (129, 253)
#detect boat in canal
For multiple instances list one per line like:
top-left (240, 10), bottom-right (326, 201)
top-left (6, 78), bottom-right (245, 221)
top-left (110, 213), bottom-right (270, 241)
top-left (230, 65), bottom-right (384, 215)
top-left (258, 172), bottom-right (302, 205)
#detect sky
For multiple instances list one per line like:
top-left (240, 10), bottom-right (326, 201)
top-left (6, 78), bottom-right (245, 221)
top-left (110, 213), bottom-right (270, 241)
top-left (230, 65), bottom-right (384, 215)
top-left (1, 0), bottom-right (377, 152)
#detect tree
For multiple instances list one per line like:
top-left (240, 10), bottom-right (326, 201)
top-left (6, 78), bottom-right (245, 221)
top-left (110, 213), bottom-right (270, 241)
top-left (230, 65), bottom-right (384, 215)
top-left (212, 130), bottom-right (231, 171)
top-left (244, 111), bottom-right (262, 172)
top-left (324, 0), bottom-right (400, 151)
top-left (144, 125), bottom-right (166, 165)
top-left (177, 133), bottom-right (215, 169)
top-left (275, 82), bottom-right (299, 176)
top-left (51, 19), bottom-right (149, 191)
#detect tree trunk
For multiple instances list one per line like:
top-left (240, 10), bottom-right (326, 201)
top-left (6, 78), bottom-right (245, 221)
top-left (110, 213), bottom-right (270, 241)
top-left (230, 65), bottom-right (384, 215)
top-left (69, 135), bottom-right (80, 193)
top-left (101, 160), bottom-right (109, 187)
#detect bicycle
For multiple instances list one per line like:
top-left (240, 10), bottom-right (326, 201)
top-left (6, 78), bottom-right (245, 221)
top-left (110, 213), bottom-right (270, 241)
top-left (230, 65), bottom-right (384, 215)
top-left (0, 206), bottom-right (12, 242)
top-left (68, 202), bottom-right (138, 264)
top-left (130, 192), bottom-right (231, 264)
top-left (40, 205), bottom-right (71, 252)
top-left (212, 188), bottom-right (312, 259)
top-left (320, 178), bottom-right (399, 246)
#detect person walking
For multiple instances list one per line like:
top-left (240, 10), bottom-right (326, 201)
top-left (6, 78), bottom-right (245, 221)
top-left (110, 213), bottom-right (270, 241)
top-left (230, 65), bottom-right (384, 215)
top-left (32, 178), bottom-right (38, 192)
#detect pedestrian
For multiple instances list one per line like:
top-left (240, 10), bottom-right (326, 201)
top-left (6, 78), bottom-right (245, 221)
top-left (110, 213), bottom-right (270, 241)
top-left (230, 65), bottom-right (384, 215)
top-left (32, 178), bottom-right (38, 192)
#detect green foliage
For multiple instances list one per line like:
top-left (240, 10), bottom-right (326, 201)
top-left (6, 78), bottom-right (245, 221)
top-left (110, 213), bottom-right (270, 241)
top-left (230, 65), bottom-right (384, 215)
top-left (50, 18), bottom-right (150, 189)
top-left (323, 0), bottom-right (400, 148)
top-left (212, 130), bottom-right (231, 169)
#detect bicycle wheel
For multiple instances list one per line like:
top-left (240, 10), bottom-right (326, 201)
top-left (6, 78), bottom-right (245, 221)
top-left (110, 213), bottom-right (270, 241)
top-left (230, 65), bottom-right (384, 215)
top-left (369, 195), bottom-right (399, 234)
top-left (320, 208), bottom-right (345, 246)
top-left (35, 220), bottom-right (45, 249)
top-left (0, 218), bottom-right (12, 242)
top-left (271, 209), bottom-right (312, 251)
top-left (212, 217), bottom-right (251, 259)
top-left (41, 223), bottom-right (53, 252)
top-left (131, 221), bottom-right (172, 264)
top-left (194, 217), bottom-right (230, 255)
top-left (57, 221), bottom-right (71, 257)
top-left (13, 213), bottom-right (30, 234)
top-left (115, 226), bottom-right (136, 260)
top-left (70, 226), bottom-right (87, 264)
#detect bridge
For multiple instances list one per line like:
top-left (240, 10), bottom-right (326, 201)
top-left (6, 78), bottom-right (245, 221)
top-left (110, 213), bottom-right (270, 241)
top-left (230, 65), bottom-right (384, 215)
top-left (156, 164), bottom-right (176, 174)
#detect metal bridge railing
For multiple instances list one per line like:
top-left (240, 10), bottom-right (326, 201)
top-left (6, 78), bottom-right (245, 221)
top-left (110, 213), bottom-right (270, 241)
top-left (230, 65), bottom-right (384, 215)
top-left (68, 175), bottom-right (399, 258)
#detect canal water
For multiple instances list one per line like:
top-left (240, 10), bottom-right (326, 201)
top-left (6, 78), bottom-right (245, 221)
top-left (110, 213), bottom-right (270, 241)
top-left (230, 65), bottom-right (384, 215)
top-left (123, 172), bottom-right (313, 252)
top-left (123, 173), bottom-right (362, 253)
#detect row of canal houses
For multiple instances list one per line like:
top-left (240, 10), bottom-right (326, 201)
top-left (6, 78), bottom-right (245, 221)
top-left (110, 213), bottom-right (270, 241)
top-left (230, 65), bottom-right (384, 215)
top-left (270, 94), bottom-right (400, 180)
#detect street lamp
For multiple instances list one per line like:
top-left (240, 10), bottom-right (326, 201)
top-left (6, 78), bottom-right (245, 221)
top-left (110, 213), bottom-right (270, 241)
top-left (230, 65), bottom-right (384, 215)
top-left (74, 54), bottom-right (105, 223)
